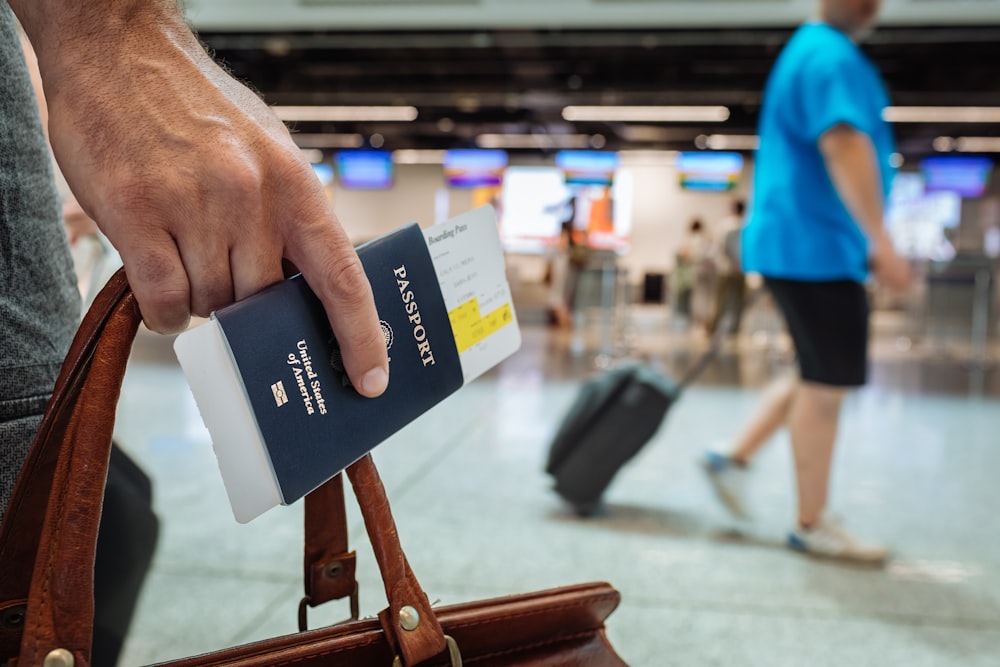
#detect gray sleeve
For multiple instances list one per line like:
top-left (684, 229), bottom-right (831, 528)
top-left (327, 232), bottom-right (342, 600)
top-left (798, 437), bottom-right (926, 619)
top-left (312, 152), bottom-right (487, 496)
top-left (0, 1), bottom-right (82, 522)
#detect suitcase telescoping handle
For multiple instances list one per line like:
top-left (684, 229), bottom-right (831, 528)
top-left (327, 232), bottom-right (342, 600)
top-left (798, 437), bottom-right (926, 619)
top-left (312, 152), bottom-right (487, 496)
top-left (0, 268), bottom-right (449, 667)
top-left (675, 287), bottom-right (761, 390)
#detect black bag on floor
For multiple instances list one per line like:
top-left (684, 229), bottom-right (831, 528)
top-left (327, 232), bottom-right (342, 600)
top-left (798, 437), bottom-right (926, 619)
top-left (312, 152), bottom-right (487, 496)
top-left (94, 442), bottom-right (160, 666)
top-left (545, 364), bottom-right (679, 516)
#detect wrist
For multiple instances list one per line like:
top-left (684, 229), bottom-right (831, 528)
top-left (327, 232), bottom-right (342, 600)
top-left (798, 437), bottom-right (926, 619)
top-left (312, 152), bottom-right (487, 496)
top-left (868, 227), bottom-right (892, 253)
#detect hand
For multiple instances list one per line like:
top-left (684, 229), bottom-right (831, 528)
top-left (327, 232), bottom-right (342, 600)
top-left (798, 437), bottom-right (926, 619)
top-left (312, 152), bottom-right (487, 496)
top-left (870, 233), bottom-right (914, 293)
top-left (33, 11), bottom-right (389, 396)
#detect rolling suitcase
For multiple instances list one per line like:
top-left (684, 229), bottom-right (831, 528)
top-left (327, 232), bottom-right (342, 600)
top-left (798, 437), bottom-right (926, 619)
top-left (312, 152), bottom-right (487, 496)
top-left (544, 314), bottom-right (738, 516)
top-left (545, 364), bottom-right (678, 516)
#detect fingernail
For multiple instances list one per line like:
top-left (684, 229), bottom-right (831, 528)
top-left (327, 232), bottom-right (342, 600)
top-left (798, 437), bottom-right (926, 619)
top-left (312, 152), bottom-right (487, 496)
top-left (360, 367), bottom-right (388, 396)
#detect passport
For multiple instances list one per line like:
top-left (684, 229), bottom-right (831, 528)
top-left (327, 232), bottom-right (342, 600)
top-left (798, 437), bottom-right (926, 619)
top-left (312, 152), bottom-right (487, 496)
top-left (173, 205), bottom-right (520, 522)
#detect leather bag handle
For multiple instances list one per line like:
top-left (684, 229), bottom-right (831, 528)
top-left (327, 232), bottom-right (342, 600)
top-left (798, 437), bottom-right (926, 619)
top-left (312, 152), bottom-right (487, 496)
top-left (0, 269), bottom-right (447, 667)
top-left (301, 474), bottom-right (359, 628)
top-left (0, 269), bottom-right (135, 666)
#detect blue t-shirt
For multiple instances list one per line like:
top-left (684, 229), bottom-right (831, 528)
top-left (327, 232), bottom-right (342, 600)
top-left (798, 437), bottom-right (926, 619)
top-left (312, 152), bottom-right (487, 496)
top-left (741, 22), bottom-right (896, 282)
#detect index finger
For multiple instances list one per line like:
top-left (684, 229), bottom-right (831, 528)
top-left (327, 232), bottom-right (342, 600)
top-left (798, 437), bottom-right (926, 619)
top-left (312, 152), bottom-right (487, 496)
top-left (284, 213), bottom-right (389, 399)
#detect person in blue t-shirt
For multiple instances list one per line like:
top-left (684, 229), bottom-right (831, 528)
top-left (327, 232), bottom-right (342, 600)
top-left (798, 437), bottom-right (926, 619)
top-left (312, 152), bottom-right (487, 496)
top-left (701, 0), bottom-right (913, 564)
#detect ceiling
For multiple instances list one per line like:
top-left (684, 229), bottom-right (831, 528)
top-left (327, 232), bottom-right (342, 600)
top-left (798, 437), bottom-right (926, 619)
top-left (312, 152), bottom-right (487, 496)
top-left (196, 22), bottom-right (1000, 158)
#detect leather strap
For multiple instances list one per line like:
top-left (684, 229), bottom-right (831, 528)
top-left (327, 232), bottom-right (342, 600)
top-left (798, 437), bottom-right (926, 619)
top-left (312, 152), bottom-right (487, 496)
top-left (303, 473), bottom-right (358, 611)
top-left (0, 269), bottom-right (135, 666)
top-left (347, 456), bottom-right (446, 666)
top-left (0, 268), bottom-right (449, 667)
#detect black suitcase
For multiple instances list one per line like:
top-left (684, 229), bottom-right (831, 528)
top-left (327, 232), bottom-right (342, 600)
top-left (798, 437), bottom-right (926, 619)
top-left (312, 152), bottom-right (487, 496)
top-left (544, 287), bottom-right (759, 516)
top-left (544, 364), bottom-right (679, 516)
top-left (544, 305), bottom-right (741, 515)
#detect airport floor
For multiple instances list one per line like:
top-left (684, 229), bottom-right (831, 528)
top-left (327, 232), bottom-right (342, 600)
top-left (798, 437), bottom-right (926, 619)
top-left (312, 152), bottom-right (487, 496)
top-left (112, 298), bottom-right (1000, 667)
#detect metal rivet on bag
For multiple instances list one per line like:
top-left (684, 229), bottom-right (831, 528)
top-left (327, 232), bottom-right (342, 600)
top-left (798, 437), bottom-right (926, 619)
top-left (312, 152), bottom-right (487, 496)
top-left (399, 605), bottom-right (420, 631)
top-left (324, 561), bottom-right (344, 579)
top-left (43, 648), bottom-right (75, 667)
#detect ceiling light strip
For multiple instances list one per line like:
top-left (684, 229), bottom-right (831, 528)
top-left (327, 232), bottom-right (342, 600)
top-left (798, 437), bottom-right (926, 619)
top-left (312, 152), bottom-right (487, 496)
top-left (291, 133), bottom-right (365, 148)
top-left (392, 149), bottom-right (448, 164)
top-left (701, 134), bottom-right (759, 150)
top-left (957, 137), bottom-right (1000, 152)
top-left (883, 106), bottom-right (1000, 123)
top-left (562, 105), bottom-right (730, 122)
top-left (476, 133), bottom-right (594, 149)
top-left (273, 105), bottom-right (419, 122)
top-left (935, 136), bottom-right (1000, 153)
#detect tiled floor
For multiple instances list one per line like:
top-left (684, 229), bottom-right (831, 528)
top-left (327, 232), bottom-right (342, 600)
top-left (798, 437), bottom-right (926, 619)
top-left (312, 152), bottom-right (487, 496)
top-left (112, 298), bottom-right (1000, 666)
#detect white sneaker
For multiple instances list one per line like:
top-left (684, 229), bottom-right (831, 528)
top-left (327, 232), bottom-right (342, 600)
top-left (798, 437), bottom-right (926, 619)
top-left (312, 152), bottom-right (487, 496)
top-left (701, 450), bottom-right (750, 519)
top-left (788, 515), bottom-right (890, 564)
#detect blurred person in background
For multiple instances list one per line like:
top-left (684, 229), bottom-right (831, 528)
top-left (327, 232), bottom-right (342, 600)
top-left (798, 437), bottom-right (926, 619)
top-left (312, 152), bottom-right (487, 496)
top-left (708, 198), bottom-right (748, 336)
top-left (545, 194), bottom-right (587, 328)
top-left (701, 0), bottom-right (913, 563)
top-left (546, 218), bottom-right (574, 328)
top-left (673, 217), bottom-right (712, 330)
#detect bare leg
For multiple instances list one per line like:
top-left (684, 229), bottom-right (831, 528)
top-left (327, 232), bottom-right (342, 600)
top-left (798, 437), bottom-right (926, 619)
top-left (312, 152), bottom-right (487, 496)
top-left (729, 372), bottom-right (797, 463)
top-left (787, 381), bottom-right (845, 527)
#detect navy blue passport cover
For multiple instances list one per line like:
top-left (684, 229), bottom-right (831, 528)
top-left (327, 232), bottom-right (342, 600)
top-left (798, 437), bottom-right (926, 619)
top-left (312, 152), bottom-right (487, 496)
top-left (214, 223), bottom-right (463, 503)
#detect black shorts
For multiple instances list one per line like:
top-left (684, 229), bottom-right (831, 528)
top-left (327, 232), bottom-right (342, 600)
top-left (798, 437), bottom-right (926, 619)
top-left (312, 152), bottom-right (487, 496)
top-left (764, 277), bottom-right (870, 387)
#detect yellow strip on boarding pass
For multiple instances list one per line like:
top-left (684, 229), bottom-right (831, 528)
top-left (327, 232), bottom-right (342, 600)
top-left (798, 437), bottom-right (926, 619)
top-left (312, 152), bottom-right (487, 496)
top-left (448, 297), bottom-right (515, 353)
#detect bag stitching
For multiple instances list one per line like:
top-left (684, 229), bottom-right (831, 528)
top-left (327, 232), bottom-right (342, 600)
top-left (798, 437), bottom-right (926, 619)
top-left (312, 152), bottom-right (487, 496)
top-left (32, 464), bottom-right (65, 660)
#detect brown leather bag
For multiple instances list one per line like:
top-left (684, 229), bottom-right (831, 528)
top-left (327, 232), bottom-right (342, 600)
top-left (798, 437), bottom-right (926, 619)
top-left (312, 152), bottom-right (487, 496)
top-left (0, 269), bottom-right (627, 667)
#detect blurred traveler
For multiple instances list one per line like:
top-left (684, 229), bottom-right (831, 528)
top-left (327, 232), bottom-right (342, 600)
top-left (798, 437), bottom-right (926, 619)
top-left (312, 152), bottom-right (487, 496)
top-left (673, 217), bottom-right (712, 328)
top-left (707, 199), bottom-right (748, 336)
top-left (547, 218), bottom-right (574, 328)
top-left (546, 195), bottom-right (591, 326)
top-left (3, 1), bottom-right (388, 663)
top-left (702, 0), bottom-right (913, 564)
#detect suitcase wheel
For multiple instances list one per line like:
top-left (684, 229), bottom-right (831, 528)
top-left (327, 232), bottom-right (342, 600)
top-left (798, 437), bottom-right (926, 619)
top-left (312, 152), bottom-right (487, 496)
top-left (570, 499), bottom-right (605, 518)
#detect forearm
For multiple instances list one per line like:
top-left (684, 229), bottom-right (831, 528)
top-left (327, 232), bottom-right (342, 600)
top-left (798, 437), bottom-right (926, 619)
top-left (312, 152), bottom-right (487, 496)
top-left (9, 0), bottom-right (186, 50)
top-left (9, 1), bottom-right (205, 101)
top-left (821, 124), bottom-right (914, 290)
top-left (10, 0), bottom-right (274, 187)
top-left (819, 124), bottom-right (888, 244)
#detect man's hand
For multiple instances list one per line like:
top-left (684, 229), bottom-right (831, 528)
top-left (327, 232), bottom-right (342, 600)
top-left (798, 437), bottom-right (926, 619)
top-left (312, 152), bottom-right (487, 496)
top-left (14, 2), bottom-right (389, 396)
top-left (820, 124), bottom-right (914, 295)
top-left (869, 231), bottom-right (915, 293)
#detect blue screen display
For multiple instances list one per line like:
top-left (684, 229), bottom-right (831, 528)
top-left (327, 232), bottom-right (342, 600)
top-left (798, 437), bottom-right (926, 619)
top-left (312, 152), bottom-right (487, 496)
top-left (555, 150), bottom-right (619, 186)
top-left (443, 149), bottom-right (508, 188)
top-left (919, 156), bottom-right (993, 198)
top-left (676, 152), bottom-right (743, 191)
top-left (335, 150), bottom-right (393, 189)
